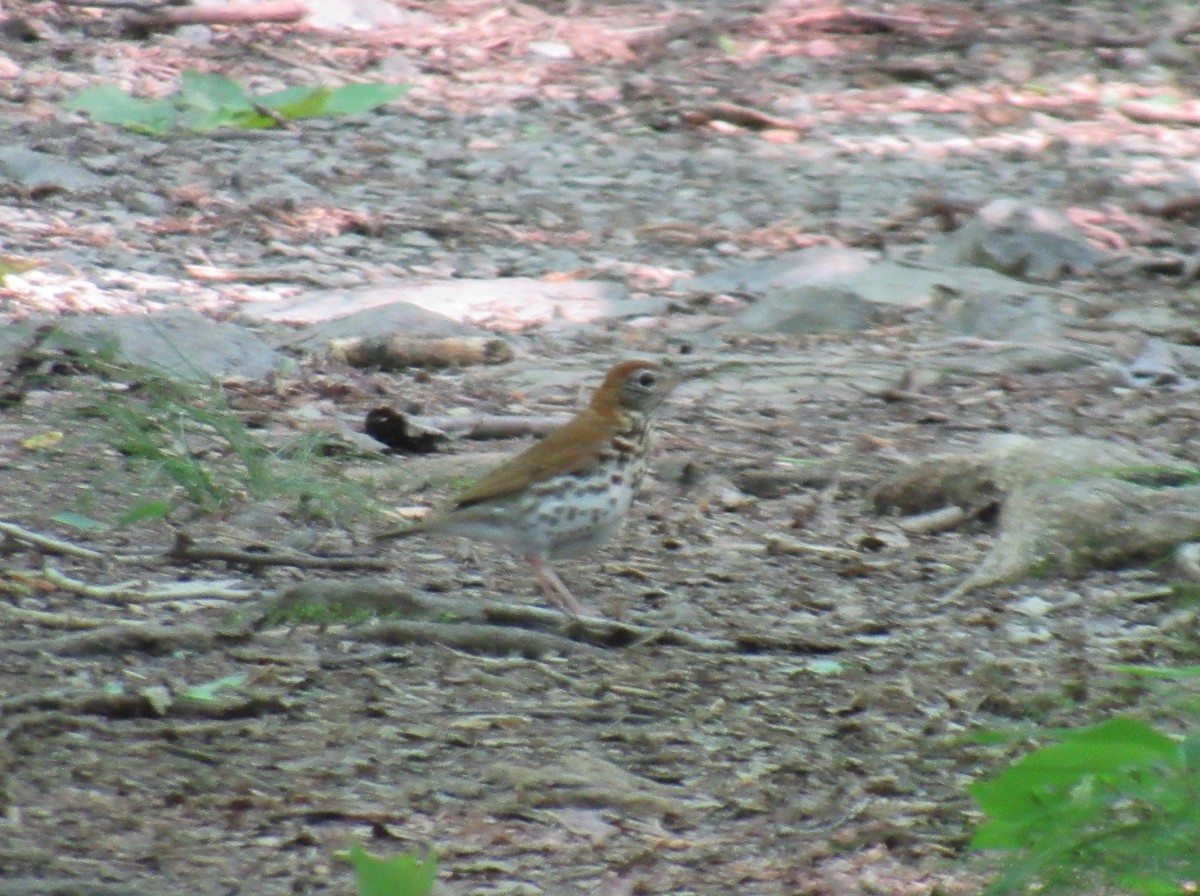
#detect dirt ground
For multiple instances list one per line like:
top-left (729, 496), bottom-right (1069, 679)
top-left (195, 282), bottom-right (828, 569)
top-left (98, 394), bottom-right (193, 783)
top-left (2, 1), bottom-right (1200, 894)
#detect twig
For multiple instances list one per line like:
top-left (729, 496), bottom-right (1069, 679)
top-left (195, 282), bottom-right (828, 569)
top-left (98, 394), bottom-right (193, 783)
top-left (0, 684), bottom-right (285, 719)
top-left (896, 505), bottom-right (968, 534)
top-left (274, 579), bottom-right (764, 653)
top-left (683, 101), bottom-right (803, 132)
top-left (1119, 101), bottom-right (1200, 127)
top-left (182, 264), bottom-right (307, 283)
top-left (0, 603), bottom-right (111, 630)
top-left (1103, 586), bottom-right (1175, 605)
top-left (8, 622), bottom-right (223, 656)
top-left (421, 414), bottom-right (568, 441)
top-left (762, 535), bottom-right (863, 561)
top-left (250, 102), bottom-right (295, 130)
top-left (53, 0), bottom-right (170, 9)
top-left (0, 521), bottom-right (105, 559)
top-left (43, 565), bottom-right (255, 603)
top-left (169, 533), bottom-right (389, 571)
top-left (364, 619), bottom-right (589, 657)
top-left (125, 0), bottom-right (307, 31)
top-left (328, 335), bottom-right (515, 370)
top-left (0, 520), bottom-right (157, 563)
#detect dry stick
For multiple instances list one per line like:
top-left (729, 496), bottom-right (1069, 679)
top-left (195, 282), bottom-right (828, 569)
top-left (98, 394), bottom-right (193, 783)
top-left (250, 102), bottom-right (295, 131)
top-left (9, 622), bottom-right (222, 657)
top-left (328, 335), bottom-right (515, 370)
top-left (43, 565), bottom-right (255, 603)
top-left (183, 264), bottom-right (305, 283)
top-left (364, 620), bottom-right (588, 657)
top-left (127, 0), bottom-right (307, 29)
top-left (1, 521), bottom-right (380, 574)
top-left (896, 505), bottom-right (968, 535)
top-left (278, 579), bottom-right (750, 653)
top-left (249, 42), bottom-right (366, 82)
top-left (419, 414), bottom-right (568, 441)
top-left (0, 521), bottom-right (105, 560)
top-left (0, 685), bottom-right (284, 719)
top-left (0, 520), bottom-right (157, 563)
top-left (52, 0), bottom-right (166, 9)
top-left (169, 533), bottom-right (390, 572)
top-left (687, 101), bottom-right (802, 131)
top-left (762, 535), bottom-right (864, 562)
top-left (1, 604), bottom-right (111, 630)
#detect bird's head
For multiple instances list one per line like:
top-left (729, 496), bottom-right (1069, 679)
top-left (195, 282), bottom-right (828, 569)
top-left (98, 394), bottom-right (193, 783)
top-left (592, 360), bottom-right (676, 417)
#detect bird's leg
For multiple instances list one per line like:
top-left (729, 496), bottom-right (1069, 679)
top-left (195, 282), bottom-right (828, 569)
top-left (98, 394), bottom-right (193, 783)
top-left (525, 554), bottom-right (586, 617)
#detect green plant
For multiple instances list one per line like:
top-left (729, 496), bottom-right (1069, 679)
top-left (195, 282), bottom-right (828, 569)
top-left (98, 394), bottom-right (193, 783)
top-left (262, 600), bottom-right (379, 626)
top-left (179, 674), bottom-right (247, 703)
top-left (65, 70), bottom-right (407, 135)
top-left (348, 844), bottom-right (437, 896)
top-left (30, 329), bottom-right (379, 525)
top-left (969, 717), bottom-right (1200, 895)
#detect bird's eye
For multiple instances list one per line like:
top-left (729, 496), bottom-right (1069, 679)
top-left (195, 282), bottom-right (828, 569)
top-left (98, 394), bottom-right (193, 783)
top-left (635, 370), bottom-right (657, 388)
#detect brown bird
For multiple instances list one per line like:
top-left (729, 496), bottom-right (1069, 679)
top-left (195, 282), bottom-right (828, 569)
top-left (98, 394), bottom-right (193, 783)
top-left (377, 359), bottom-right (677, 615)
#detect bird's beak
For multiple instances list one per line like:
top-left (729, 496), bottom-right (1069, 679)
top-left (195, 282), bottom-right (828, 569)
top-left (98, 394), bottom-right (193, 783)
top-left (663, 361), bottom-right (712, 385)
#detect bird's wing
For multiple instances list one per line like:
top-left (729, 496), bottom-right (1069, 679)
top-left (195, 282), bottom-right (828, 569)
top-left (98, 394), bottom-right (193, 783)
top-left (452, 408), bottom-right (611, 507)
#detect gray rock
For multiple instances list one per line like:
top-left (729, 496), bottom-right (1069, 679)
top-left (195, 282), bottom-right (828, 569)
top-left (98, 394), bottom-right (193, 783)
top-left (238, 278), bottom-right (629, 329)
top-left (940, 290), bottom-right (1064, 344)
top-left (724, 285), bottom-right (878, 334)
top-left (931, 199), bottom-right (1106, 279)
top-left (0, 146), bottom-right (104, 192)
top-left (680, 246), bottom-right (874, 295)
top-left (832, 260), bottom-right (1024, 310)
top-left (290, 301), bottom-right (480, 350)
top-left (55, 309), bottom-right (284, 381)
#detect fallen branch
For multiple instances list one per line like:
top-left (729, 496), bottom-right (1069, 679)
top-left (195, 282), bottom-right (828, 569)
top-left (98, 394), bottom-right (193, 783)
top-left (363, 619), bottom-right (588, 657)
top-left (272, 579), bottom-right (795, 653)
top-left (0, 685), bottom-right (286, 719)
top-left (1118, 101), bottom-right (1200, 127)
top-left (125, 0), bottom-right (307, 33)
top-left (0, 520), bottom-right (105, 560)
top-left (53, 0), bottom-right (165, 8)
top-left (421, 413), bottom-right (568, 441)
top-left (762, 535), bottom-right (864, 562)
top-left (683, 101), bottom-right (803, 132)
top-left (43, 565), bottom-right (255, 604)
top-left (0, 520), bottom-right (156, 563)
top-left (169, 532), bottom-right (389, 571)
top-left (10, 622), bottom-right (225, 656)
top-left (1, 603), bottom-right (111, 630)
top-left (896, 505), bottom-right (968, 534)
top-left (328, 335), bottom-right (515, 370)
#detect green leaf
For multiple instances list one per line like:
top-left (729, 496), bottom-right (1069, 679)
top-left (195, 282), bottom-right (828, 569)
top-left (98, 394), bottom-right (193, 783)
top-left (322, 82), bottom-right (407, 116)
top-left (178, 69), bottom-right (252, 112)
top-left (975, 720), bottom-right (1179, 801)
top-left (348, 844), bottom-right (437, 896)
top-left (115, 499), bottom-right (172, 526)
top-left (51, 511), bottom-right (109, 531)
top-left (228, 110), bottom-right (280, 130)
top-left (65, 85), bottom-right (175, 135)
top-left (804, 658), bottom-right (844, 676)
top-left (258, 85), bottom-right (333, 119)
top-left (177, 102), bottom-right (253, 133)
top-left (180, 674), bottom-right (246, 703)
top-left (1108, 663), bottom-right (1200, 679)
top-left (1121, 875), bottom-right (1193, 896)
top-left (1182, 730), bottom-right (1200, 771)
top-left (1061, 717), bottom-right (1181, 764)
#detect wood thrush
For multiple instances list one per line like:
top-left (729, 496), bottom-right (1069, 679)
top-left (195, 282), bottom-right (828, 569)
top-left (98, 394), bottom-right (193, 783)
top-left (376, 359), bottom-right (677, 615)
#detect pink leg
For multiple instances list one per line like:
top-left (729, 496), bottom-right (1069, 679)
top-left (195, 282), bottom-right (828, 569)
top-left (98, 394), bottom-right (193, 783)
top-left (525, 554), bottom-right (586, 616)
